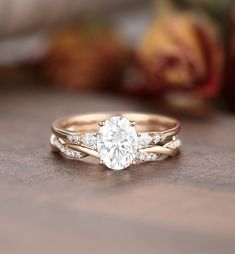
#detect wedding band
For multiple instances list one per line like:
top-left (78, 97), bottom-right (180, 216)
top-left (50, 112), bottom-right (181, 170)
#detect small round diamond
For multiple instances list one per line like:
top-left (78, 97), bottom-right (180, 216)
top-left (97, 116), bottom-right (138, 170)
top-left (67, 134), bottom-right (80, 144)
top-left (153, 134), bottom-right (161, 144)
top-left (138, 152), bottom-right (147, 161)
top-left (137, 152), bottom-right (158, 161)
top-left (74, 151), bottom-right (82, 159)
top-left (82, 133), bottom-right (97, 149)
top-left (67, 135), bottom-right (73, 143)
top-left (64, 149), bottom-right (72, 157)
top-left (138, 133), bottom-right (153, 148)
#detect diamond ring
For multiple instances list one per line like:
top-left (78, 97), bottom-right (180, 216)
top-left (50, 112), bottom-right (181, 170)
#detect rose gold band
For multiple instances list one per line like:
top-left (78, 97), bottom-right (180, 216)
top-left (50, 112), bottom-right (181, 169)
top-left (52, 112), bottom-right (180, 137)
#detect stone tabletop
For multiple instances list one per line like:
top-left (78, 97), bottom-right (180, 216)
top-left (0, 86), bottom-right (235, 254)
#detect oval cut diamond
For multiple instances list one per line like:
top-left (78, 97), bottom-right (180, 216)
top-left (97, 116), bottom-right (138, 170)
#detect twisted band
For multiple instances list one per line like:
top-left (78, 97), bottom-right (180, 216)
top-left (50, 112), bottom-right (181, 170)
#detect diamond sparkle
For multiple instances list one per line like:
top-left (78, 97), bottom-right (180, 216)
top-left (153, 134), bottom-right (161, 144)
top-left (82, 133), bottom-right (97, 149)
top-left (67, 134), bottom-right (81, 144)
top-left (97, 116), bottom-right (138, 170)
top-left (138, 133), bottom-right (153, 148)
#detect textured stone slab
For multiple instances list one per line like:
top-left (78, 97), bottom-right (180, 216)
top-left (0, 85), bottom-right (235, 254)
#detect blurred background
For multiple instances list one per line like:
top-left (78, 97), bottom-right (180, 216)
top-left (1, 0), bottom-right (235, 115)
top-left (1, 2), bottom-right (235, 254)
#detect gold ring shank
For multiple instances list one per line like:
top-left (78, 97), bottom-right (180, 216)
top-left (50, 112), bottom-right (181, 168)
top-left (52, 112), bottom-right (180, 138)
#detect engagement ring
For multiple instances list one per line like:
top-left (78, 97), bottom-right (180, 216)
top-left (50, 112), bottom-right (181, 170)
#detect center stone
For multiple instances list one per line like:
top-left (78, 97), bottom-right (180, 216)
top-left (97, 116), bottom-right (138, 170)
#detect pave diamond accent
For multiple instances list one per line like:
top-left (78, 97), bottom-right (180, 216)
top-left (67, 134), bottom-right (81, 144)
top-left (137, 152), bottom-right (158, 161)
top-left (153, 134), bottom-right (161, 144)
top-left (53, 137), bottom-right (82, 160)
top-left (62, 148), bottom-right (82, 159)
top-left (166, 138), bottom-right (181, 149)
top-left (97, 116), bottom-right (138, 170)
top-left (82, 133), bottom-right (97, 149)
top-left (138, 133), bottom-right (153, 148)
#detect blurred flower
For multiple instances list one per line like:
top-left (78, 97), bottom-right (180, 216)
top-left (128, 10), bottom-right (223, 114)
top-left (175, 0), bottom-right (234, 21)
top-left (223, 6), bottom-right (235, 112)
top-left (40, 23), bottom-right (127, 90)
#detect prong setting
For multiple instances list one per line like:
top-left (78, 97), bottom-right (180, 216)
top-left (130, 120), bottom-right (136, 126)
top-left (98, 121), bottom-right (105, 127)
